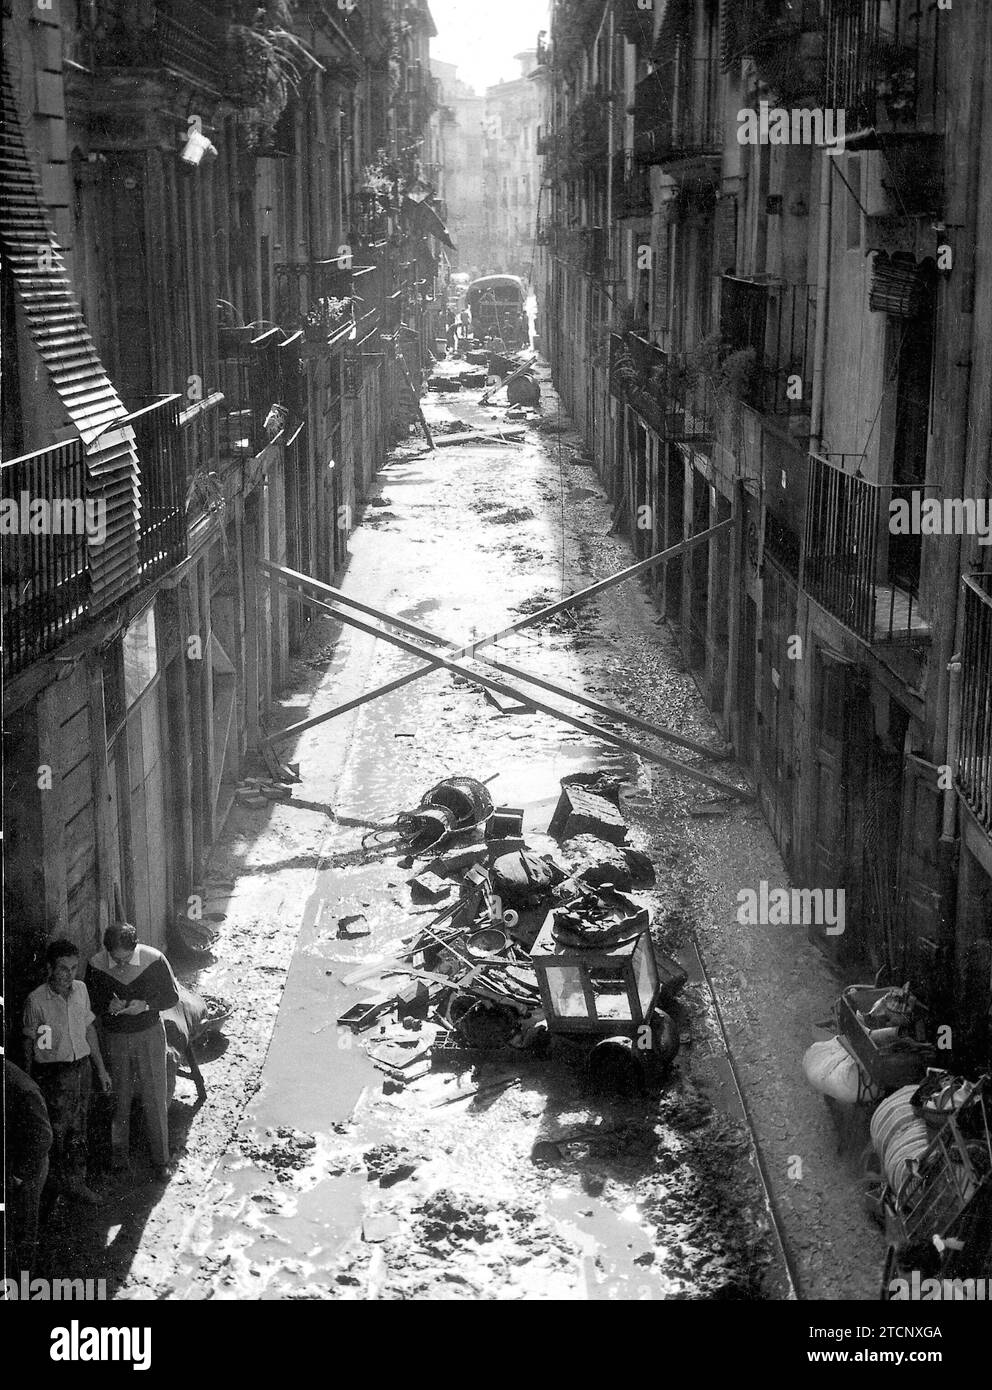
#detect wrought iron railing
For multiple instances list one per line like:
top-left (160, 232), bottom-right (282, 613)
top-left (720, 276), bottom-right (817, 415)
top-left (73, 1), bottom-right (228, 89)
top-left (217, 327), bottom-right (285, 461)
top-left (179, 391), bottom-right (224, 523)
top-left (1, 438), bottom-right (89, 675)
top-left (802, 451), bottom-right (929, 644)
top-left (274, 260), bottom-right (356, 345)
top-left (609, 332), bottom-right (714, 444)
top-left (614, 150), bottom-right (652, 219)
top-left (823, 0), bottom-right (941, 131)
top-left (632, 61), bottom-right (723, 165)
top-left (958, 574), bottom-right (992, 837)
top-left (126, 396), bottom-right (188, 584)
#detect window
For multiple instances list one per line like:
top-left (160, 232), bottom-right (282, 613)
top-left (545, 965), bottom-right (588, 1019)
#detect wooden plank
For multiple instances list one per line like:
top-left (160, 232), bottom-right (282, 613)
top-left (200, 559), bottom-right (216, 840)
top-left (261, 556), bottom-right (730, 760)
top-left (242, 497), bottom-right (261, 749)
top-left (429, 428), bottom-right (526, 448)
top-left (59, 756), bottom-right (93, 824)
top-left (58, 706), bottom-right (90, 758)
top-left (37, 682), bottom-right (69, 936)
top-left (65, 836), bottom-right (96, 894)
top-left (267, 522), bottom-right (734, 736)
top-left (86, 653), bottom-right (116, 917)
top-left (269, 575), bottom-right (752, 801)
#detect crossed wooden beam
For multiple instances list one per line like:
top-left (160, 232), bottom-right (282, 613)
top-left (259, 518), bottom-right (752, 801)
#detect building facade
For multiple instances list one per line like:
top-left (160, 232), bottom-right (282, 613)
top-left (1, 0), bottom-right (449, 1034)
top-left (431, 59), bottom-right (486, 275)
top-left (483, 52), bottom-right (542, 278)
top-left (539, 0), bottom-right (992, 1065)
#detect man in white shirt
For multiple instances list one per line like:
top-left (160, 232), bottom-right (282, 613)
top-left (23, 938), bottom-right (111, 1206)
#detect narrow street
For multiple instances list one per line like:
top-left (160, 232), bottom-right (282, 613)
top-left (44, 366), bottom-right (882, 1300)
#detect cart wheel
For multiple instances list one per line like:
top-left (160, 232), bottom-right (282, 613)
top-left (587, 1036), bottom-right (645, 1096)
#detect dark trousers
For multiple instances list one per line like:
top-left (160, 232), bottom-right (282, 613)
top-left (35, 1058), bottom-right (91, 1192)
top-left (5, 1153), bottom-right (49, 1278)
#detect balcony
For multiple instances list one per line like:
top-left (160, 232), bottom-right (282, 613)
top-left (73, 1), bottom-right (228, 91)
top-left (719, 276), bottom-right (817, 416)
top-left (801, 451), bottom-right (931, 645)
top-left (823, 0), bottom-right (942, 132)
top-left (274, 261), bottom-right (356, 349)
top-left (178, 391), bottom-right (225, 525)
top-left (2, 438), bottom-right (89, 676)
top-left (958, 575), bottom-right (992, 837)
top-left (217, 328), bottom-right (286, 461)
top-left (126, 396), bottom-right (189, 586)
top-left (632, 63), bottom-right (722, 172)
top-left (614, 151), bottom-right (652, 219)
top-left (1, 400), bottom-right (189, 676)
top-left (609, 332), bottom-right (714, 444)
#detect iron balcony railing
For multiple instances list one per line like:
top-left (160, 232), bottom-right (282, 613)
top-left (609, 332), bottom-right (714, 444)
top-left (801, 451), bottom-right (930, 645)
top-left (178, 390), bottom-right (225, 523)
top-left (1, 437), bottom-right (89, 675)
top-left (126, 396), bottom-right (188, 585)
top-left (73, 1), bottom-right (228, 90)
top-left (958, 574), bottom-right (992, 838)
top-left (719, 276), bottom-right (817, 415)
top-left (218, 327), bottom-right (285, 462)
top-left (632, 62), bottom-right (723, 167)
top-left (274, 260), bottom-right (356, 346)
top-left (823, 0), bottom-right (941, 131)
top-left (614, 150), bottom-right (652, 219)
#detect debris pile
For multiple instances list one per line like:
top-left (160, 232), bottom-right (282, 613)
top-left (340, 773), bottom-right (687, 1087)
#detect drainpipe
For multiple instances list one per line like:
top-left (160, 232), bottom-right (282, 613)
top-left (606, 9), bottom-right (615, 275)
top-left (941, 654), bottom-right (962, 845)
top-left (810, 149), bottom-right (831, 446)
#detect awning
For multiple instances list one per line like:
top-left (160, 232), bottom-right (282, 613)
top-left (402, 194), bottom-right (456, 250)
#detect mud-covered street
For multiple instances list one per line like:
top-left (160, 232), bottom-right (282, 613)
top-left (37, 365), bottom-right (883, 1301)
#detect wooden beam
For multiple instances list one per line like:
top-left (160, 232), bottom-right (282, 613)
top-left (37, 682), bottom-right (69, 937)
top-left (260, 570), bottom-right (751, 800)
top-left (396, 351), bottom-right (435, 449)
top-left (86, 655), bottom-right (116, 937)
top-left (262, 560), bottom-right (729, 761)
top-left (261, 522), bottom-right (731, 740)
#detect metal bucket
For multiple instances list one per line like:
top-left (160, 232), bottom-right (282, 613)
top-left (420, 776), bottom-right (494, 830)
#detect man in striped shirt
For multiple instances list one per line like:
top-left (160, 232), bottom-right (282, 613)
top-left (86, 922), bottom-right (180, 1182)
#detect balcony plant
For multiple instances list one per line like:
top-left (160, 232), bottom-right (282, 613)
top-left (875, 38), bottom-right (919, 124)
top-left (303, 295), bottom-right (353, 346)
top-left (228, 3), bottom-right (316, 150)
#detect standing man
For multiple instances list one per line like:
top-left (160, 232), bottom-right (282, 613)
top-left (23, 938), bottom-right (111, 1207)
top-left (4, 1058), bottom-right (53, 1277)
top-left (86, 922), bottom-right (180, 1182)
